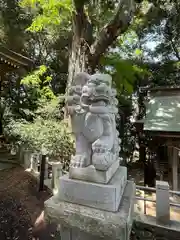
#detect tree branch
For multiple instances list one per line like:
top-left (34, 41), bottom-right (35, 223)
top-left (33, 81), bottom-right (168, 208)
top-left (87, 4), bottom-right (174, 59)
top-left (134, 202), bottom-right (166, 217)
top-left (166, 23), bottom-right (180, 61)
top-left (73, 0), bottom-right (86, 37)
top-left (170, 38), bottom-right (180, 61)
top-left (72, 0), bottom-right (93, 43)
top-left (89, 0), bottom-right (135, 68)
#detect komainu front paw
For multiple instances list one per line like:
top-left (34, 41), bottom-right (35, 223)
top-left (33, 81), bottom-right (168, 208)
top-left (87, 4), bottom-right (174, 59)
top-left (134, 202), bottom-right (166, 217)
top-left (92, 151), bottom-right (114, 171)
top-left (70, 155), bottom-right (86, 168)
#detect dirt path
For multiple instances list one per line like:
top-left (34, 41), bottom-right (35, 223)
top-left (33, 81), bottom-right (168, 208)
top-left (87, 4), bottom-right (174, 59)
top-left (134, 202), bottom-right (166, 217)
top-left (0, 166), bottom-right (58, 240)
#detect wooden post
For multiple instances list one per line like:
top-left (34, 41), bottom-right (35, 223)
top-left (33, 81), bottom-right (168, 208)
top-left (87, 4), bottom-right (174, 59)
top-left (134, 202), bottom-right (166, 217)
top-left (172, 147), bottom-right (178, 191)
top-left (39, 154), bottom-right (46, 191)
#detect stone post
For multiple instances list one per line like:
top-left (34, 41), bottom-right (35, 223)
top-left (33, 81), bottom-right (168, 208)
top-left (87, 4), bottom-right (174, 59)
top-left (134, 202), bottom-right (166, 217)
top-left (51, 162), bottom-right (62, 194)
top-left (18, 146), bottom-right (24, 166)
top-left (156, 180), bottom-right (170, 224)
top-left (24, 149), bottom-right (33, 169)
top-left (31, 153), bottom-right (39, 173)
top-left (44, 73), bottom-right (135, 240)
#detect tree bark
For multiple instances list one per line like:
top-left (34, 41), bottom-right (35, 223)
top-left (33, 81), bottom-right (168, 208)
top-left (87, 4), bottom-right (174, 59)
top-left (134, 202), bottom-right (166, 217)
top-left (66, 1), bottom-right (93, 92)
top-left (66, 0), bottom-right (136, 93)
top-left (64, 1), bottom-right (93, 118)
top-left (89, 0), bottom-right (134, 70)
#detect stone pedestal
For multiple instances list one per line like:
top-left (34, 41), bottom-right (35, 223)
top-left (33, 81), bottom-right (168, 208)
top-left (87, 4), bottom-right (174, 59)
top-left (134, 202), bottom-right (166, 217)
top-left (45, 166), bottom-right (135, 240)
top-left (58, 166), bottom-right (127, 212)
top-left (45, 180), bottom-right (135, 240)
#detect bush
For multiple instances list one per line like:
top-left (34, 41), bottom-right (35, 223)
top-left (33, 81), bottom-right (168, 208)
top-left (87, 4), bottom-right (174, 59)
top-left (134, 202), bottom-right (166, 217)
top-left (6, 118), bottom-right (74, 171)
top-left (3, 65), bottom-right (74, 170)
top-left (4, 97), bottom-right (74, 171)
top-left (34, 96), bottom-right (65, 121)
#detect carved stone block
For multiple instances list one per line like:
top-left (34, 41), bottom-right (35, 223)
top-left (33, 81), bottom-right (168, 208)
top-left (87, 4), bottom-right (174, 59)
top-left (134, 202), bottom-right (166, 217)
top-left (69, 160), bottom-right (119, 184)
top-left (45, 180), bottom-right (135, 240)
top-left (58, 166), bottom-right (127, 212)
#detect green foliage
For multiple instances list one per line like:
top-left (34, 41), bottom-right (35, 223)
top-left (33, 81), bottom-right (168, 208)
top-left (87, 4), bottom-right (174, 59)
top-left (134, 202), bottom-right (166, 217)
top-left (173, 61), bottom-right (180, 69)
top-left (4, 64), bottom-right (71, 168)
top-left (35, 96), bottom-right (65, 120)
top-left (21, 65), bottom-right (55, 100)
top-left (19, 65), bottom-right (55, 117)
top-left (21, 65), bottom-right (47, 84)
top-left (0, 0), bottom-right (69, 123)
top-left (9, 118), bottom-right (74, 170)
top-left (134, 48), bottom-right (143, 57)
top-left (101, 55), bottom-right (150, 95)
top-left (4, 65), bottom-right (57, 122)
top-left (19, 0), bottom-right (126, 34)
top-left (3, 0), bottom-right (180, 167)
top-left (19, 0), bottom-right (72, 31)
top-left (4, 98), bottom-right (74, 170)
top-left (0, 0), bottom-right (32, 51)
top-left (118, 30), bottom-right (139, 58)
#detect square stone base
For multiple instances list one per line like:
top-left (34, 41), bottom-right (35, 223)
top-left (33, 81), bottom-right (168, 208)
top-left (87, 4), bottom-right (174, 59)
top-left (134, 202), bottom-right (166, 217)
top-left (58, 166), bottom-right (127, 212)
top-left (69, 160), bottom-right (119, 184)
top-left (44, 181), bottom-right (135, 240)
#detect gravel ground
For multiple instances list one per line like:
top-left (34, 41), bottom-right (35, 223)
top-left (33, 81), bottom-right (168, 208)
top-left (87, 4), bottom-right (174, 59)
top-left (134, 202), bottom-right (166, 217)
top-left (0, 166), bottom-right (58, 240)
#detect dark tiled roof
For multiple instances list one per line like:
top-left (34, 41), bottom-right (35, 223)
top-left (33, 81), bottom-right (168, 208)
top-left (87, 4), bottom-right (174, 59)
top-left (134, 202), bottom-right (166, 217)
top-left (0, 44), bottom-right (34, 69)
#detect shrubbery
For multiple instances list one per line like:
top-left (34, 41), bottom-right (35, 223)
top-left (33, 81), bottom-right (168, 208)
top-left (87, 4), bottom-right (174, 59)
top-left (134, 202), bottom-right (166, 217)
top-left (3, 66), bottom-right (74, 170)
top-left (8, 119), bottom-right (74, 170)
top-left (4, 102), bottom-right (74, 170)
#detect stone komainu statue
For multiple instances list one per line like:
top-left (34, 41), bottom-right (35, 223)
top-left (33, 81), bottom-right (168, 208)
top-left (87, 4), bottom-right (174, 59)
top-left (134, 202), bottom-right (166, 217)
top-left (66, 72), bottom-right (121, 174)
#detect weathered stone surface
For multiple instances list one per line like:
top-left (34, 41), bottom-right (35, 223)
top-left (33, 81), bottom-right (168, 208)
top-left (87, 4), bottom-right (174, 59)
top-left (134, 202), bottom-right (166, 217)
top-left (69, 160), bottom-right (119, 184)
top-left (132, 214), bottom-right (180, 240)
top-left (45, 181), bottom-right (135, 240)
top-left (58, 166), bottom-right (127, 212)
top-left (60, 225), bottom-right (106, 240)
top-left (156, 181), bottom-right (170, 224)
top-left (50, 162), bottom-right (63, 194)
top-left (66, 73), bottom-right (121, 180)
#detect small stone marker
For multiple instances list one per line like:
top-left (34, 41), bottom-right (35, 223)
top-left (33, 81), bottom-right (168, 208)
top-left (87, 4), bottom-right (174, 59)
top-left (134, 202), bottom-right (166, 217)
top-left (156, 180), bottom-right (170, 224)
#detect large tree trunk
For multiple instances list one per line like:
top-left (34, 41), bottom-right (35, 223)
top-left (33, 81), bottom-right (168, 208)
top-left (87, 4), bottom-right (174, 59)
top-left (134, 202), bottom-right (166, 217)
top-left (64, 2), bottom-right (93, 118)
top-left (66, 2), bottom-right (94, 93)
top-left (66, 0), bottom-right (136, 92)
top-left (66, 25), bottom-right (90, 92)
top-left (64, 0), bottom-right (138, 118)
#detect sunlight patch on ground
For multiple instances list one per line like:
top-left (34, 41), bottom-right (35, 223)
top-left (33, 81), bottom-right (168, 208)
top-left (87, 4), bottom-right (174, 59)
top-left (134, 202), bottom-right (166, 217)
top-left (25, 168), bottom-right (40, 178)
